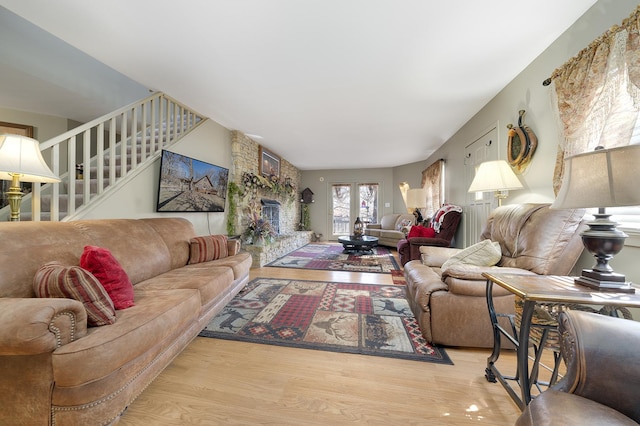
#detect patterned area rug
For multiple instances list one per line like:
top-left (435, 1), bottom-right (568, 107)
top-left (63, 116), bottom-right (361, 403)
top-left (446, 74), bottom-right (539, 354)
top-left (199, 278), bottom-right (452, 364)
top-left (267, 243), bottom-right (400, 273)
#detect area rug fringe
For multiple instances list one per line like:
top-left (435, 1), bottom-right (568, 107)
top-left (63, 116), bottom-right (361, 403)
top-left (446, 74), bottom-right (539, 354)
top-left (199, 277), bottom-right (452, 365)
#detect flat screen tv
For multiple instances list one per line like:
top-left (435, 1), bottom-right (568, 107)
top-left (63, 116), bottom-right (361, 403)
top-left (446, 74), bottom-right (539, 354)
top-left (156, 150), bottom-right (229, 213)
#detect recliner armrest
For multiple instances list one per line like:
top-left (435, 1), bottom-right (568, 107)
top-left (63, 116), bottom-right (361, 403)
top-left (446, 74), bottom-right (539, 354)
top-left (554, 310), bottom-right (640, 422)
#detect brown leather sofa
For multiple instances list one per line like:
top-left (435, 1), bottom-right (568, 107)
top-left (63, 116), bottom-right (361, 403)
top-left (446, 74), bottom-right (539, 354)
top-left (0, 218), bottom-right (251, 425)
top-left (517, 310), bottom-right (640, 425)
top-left (403, 204), bottom-right (585, 348)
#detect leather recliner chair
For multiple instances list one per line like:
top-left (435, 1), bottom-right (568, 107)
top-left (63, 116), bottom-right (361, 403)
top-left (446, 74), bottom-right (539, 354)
top-left (397, 209), bottom-right (462, 266)
top-left (516, 310), bottom-right (640, 425)
top-left (403, 203), bottom-right (585, 348)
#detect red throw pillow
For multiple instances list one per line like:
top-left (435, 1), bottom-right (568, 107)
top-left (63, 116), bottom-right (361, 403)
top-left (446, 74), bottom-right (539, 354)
top-left (34, 262), bottom-right (116, 326)
top-left (408, 225), bottom-right (436, 239)
top-left (421, 226), bottom-right (436, 238)
top-left (80, 246), bottom-right (135, 310)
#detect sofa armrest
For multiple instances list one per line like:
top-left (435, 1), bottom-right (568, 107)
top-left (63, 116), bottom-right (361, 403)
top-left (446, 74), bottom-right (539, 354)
top-left (227, 239), bottom-right (241, 256)
top-left (554, 311), bottom-right (640, 421)
top-left (418, 246), bottom-right (462, 267)
top-left (0, 298), bottom-right (87, 355)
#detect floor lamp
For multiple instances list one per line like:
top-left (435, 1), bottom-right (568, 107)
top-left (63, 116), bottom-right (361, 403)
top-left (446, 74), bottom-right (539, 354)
top-left (551, 144), bottom-right (640, 293)
top-left (0, 134), bottom-right (60, 221)
top-left (468, 160), bottom-right (523, 207)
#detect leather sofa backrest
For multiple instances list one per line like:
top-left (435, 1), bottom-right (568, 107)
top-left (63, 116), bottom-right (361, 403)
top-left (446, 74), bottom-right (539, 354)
top-left (0, 217), bottom-right (195, 298)
top-left (380, 214), bottom-right (401, 230)
top-left (480, 203), bottom-right (585, 275)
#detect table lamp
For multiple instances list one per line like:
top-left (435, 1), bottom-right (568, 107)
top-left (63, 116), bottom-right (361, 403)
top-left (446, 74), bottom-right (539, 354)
top-left (468, 160), bottom-right (523, 206)
top-left (406, 188), bottom-right (427, 224)
top-left (0, 134), bottom-right (60, 221)
top-left (551, 144), bottom-right (640, 293)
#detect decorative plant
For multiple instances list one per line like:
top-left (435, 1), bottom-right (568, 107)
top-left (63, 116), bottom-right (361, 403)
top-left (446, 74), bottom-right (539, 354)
top-left (226, 181), bottom-right (242, 236)
top-left (299, 203), bottom-right (311, 231)
top-left (242, 208), bottom-right (277, 244)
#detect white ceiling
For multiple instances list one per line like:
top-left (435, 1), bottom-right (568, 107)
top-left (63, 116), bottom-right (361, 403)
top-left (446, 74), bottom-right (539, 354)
top-left (0, 1), bottom-right (598, 170)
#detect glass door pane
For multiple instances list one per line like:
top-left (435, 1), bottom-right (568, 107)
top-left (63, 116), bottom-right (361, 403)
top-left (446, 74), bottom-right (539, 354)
top-left (358, 183), bottom-right (378, 225)
top-left (331, 184), bottom-right (350, 237)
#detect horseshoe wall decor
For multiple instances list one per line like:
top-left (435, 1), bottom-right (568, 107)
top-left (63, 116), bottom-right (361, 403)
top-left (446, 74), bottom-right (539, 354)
top-left (507, 110), bottom-right (537, 173)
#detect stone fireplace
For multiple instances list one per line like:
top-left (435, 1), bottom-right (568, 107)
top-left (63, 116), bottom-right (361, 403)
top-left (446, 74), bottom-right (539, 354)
top-left (230, 131), bottom-right (313, 267)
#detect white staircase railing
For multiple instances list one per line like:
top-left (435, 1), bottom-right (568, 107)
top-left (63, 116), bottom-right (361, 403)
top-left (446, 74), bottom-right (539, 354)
top-left (3, 92), bottom-right (204, 221)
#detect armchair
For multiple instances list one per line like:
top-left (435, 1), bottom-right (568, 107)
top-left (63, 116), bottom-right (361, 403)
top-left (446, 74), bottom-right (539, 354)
top-left (516, 310), bottom-right (640, 425)
top-left (397, 207), bottom-right (462, 266)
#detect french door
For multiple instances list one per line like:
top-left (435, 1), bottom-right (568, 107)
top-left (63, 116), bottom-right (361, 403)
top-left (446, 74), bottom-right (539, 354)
top-left (330, 183), bottom-right (379, 239)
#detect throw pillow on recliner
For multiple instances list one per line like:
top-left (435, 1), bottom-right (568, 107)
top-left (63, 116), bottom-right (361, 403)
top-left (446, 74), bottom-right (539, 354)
top-left (407, 225), bottom-right (436, 239)
top-left (441, 239), bottom-right (502, 273)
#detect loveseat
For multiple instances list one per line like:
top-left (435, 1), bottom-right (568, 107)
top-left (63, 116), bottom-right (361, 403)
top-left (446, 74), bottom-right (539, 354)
top-left (517, 310), bottom-right (640, 425)
top-left (403, 204), bottom-right (585, 348)
top-left (364, 213), bottom-right (415, 247)
top-left (0, 217), bottom-right (251, 425)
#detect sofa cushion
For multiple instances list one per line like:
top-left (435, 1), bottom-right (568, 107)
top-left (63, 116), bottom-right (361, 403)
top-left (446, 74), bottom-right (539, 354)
top-left (33, 262), bottom-right (116, 326)
top-left (80, 246), bottom-right (135, 310)
top-left (51, 288), bottom-right (200, 388)
top-left (441, 239), bottom-right (501, 273)
top-left (188, 235), bottom-right (228, 264)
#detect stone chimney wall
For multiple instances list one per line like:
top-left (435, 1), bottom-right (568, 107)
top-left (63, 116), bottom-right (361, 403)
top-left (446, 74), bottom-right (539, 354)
top-left (230, 131), bottom-right (301, 236)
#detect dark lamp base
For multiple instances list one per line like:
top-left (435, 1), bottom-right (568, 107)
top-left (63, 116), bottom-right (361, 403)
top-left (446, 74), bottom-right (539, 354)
top-left (575, 269), bottom-right (636, 294)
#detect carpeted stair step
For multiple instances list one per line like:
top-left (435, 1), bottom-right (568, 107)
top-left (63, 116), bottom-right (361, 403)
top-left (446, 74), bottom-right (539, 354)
top-left (68, 178), bottom-right (110, 194)
top-left (40, 194), bottom-right (86, 212)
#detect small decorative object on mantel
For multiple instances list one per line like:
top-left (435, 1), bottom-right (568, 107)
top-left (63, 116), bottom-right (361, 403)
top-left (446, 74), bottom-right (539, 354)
top-left (352, 217), bottom-right (364, 239)
top-left (507, 109), bottom-right (537, 173)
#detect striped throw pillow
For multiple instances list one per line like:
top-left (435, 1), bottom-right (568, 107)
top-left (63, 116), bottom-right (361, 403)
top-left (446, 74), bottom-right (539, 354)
top-left (34, 262), bottom-right (116, 326)
top-left (188, 235), bottom-right (229, 264)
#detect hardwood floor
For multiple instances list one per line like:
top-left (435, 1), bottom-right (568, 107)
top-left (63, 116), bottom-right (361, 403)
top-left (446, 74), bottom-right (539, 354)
top-left (119, 249), bottom-right (523, 425)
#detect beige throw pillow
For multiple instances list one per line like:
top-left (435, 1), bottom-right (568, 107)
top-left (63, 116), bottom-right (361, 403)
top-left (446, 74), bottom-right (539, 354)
top-left (441, 239), bottom-right (502, 273)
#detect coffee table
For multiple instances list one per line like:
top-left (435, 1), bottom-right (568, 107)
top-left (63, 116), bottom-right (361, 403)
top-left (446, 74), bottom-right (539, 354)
top-left (338, 235), bottom-right (378, 253)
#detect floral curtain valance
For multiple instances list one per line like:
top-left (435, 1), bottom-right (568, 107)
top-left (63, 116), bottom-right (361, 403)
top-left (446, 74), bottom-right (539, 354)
top-left (549, 5), bottom-right (640, 194)
top-left (421, 159), bottom-right (445, 217)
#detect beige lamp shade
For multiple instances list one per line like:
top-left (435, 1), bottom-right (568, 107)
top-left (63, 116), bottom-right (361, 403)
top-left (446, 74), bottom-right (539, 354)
top-left (0, 134), bottom-right (60, 183)
top-left (406, 188), bottom-right (427, 209)
top-left (551, 144), bottom-right (640, 209)
top-left (468, 160), bottom-right (523, 193)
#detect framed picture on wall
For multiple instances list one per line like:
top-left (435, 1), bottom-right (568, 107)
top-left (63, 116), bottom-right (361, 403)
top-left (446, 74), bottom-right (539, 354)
top-left (0, 121), bottom-right (35, 209)
top-left (259, 146), bottom-right (280, 178)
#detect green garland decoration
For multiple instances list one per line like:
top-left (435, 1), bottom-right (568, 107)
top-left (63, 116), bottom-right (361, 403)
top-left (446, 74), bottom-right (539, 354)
top-left (226, 181), bottom-right (242, 236)
top-left (241, 172), bottom-right (296, 201)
